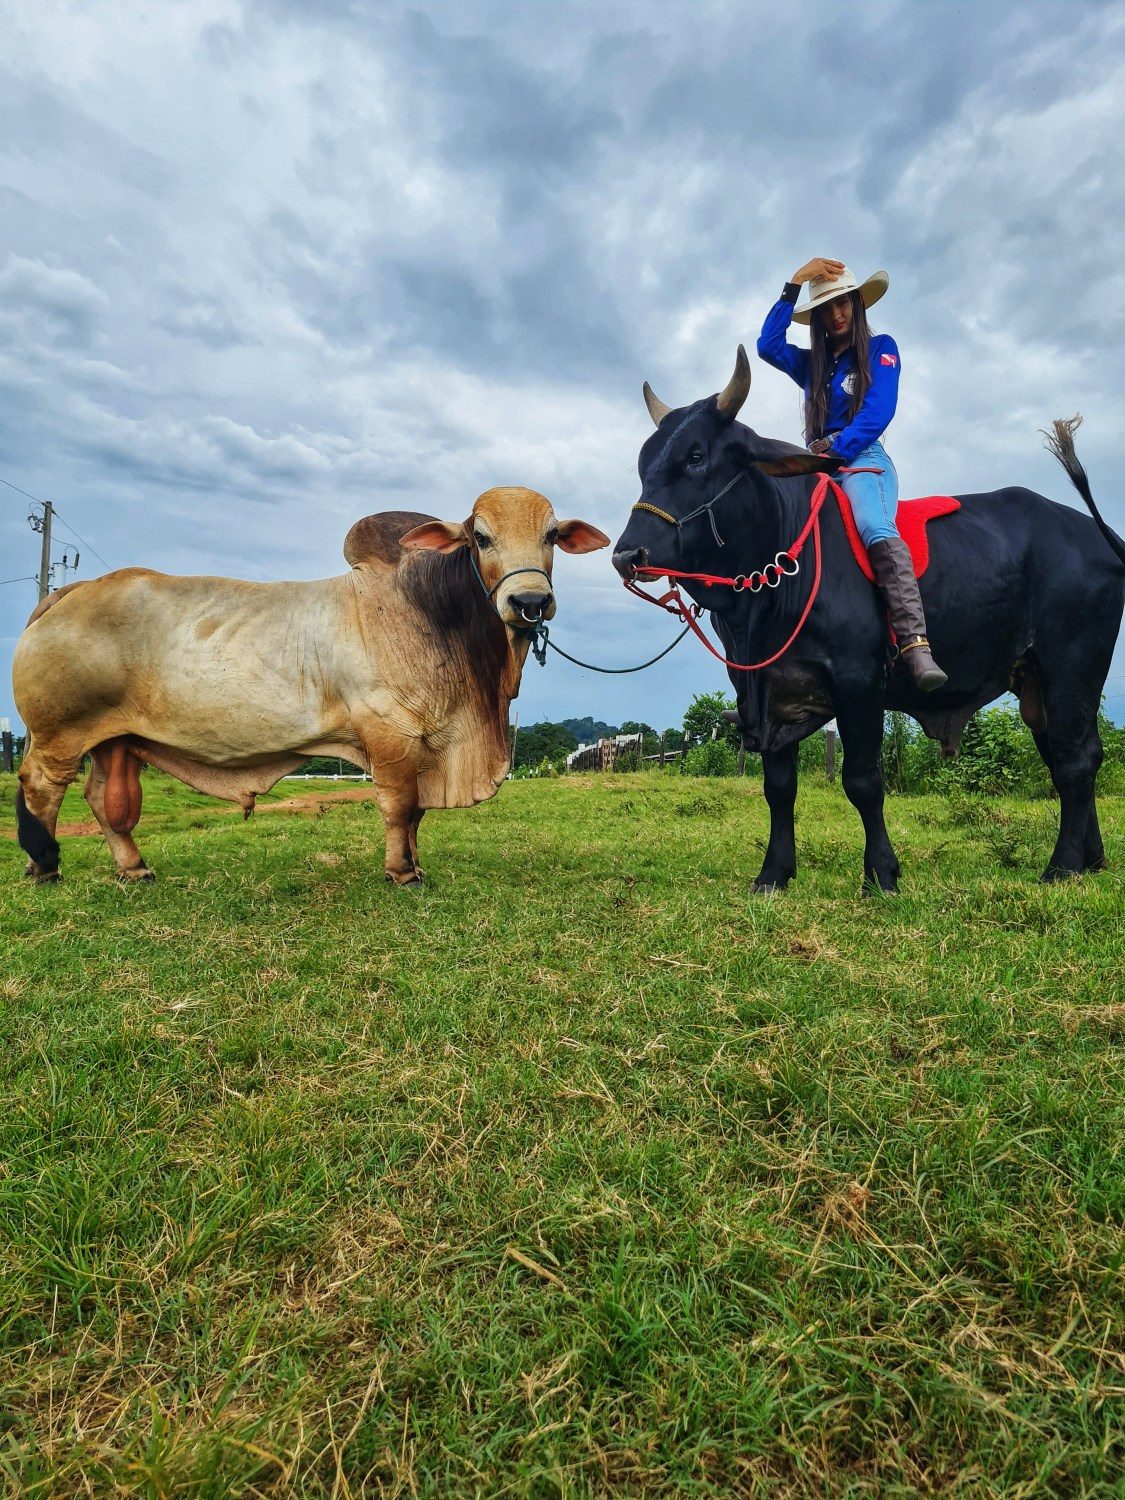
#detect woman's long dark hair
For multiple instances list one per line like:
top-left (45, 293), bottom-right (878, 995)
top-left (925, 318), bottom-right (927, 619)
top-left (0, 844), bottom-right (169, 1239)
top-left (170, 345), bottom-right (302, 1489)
top-left (804, 291), bottom-right (872, 443)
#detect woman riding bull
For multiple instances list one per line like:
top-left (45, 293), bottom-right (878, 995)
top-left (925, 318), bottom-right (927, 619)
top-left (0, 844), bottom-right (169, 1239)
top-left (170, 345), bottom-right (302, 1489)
top-left (757, 258), bottom-right (947, 691)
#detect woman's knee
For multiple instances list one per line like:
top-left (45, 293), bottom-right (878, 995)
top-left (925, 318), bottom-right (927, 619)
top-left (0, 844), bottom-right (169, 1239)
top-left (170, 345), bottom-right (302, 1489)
top-left (846, 481), bottom-right (899, 547)
top-left (857, 513), bottom-right (900, 547)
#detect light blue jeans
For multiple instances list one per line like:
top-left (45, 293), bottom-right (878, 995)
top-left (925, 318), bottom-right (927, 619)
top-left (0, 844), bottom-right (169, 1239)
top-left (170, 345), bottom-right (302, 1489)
top-left (838, 439), bottom-right (899, 547)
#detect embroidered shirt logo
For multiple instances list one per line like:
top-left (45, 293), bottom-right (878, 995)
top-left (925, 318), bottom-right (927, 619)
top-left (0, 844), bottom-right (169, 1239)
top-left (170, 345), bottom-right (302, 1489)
top-left (842, 373), bottom-right (857, 394)
top-left (880, 353), bottom-right (898, 367)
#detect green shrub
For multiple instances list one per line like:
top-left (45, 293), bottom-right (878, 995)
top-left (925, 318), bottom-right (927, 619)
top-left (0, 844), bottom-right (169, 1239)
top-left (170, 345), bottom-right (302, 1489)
top-left (954, 707), bottom-right (1051, 796)
top-left (510, 756), bottom-right (559, 780)
top-left (881, 706), bottom-right (1054, 798)
top-left (683, 740), bottom-right (738, 777)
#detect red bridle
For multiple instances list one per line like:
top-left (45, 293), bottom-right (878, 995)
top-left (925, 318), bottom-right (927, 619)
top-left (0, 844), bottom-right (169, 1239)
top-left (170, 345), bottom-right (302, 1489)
top-left (622, 468), bottom-right (872, 672)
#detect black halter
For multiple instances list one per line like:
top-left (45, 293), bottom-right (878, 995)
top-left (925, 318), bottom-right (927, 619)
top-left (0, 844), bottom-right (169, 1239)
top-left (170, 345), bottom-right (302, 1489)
top-left (630, 469), bottom-right (747, 549)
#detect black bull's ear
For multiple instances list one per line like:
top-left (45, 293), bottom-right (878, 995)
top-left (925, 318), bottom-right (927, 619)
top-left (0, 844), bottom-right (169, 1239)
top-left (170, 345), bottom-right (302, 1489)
top-left (736, 429), bottom-right (844, 477)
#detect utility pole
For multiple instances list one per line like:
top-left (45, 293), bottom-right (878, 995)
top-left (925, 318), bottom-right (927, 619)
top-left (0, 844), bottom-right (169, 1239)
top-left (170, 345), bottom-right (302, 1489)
top-left (32, 501), bottom-right (54, 602)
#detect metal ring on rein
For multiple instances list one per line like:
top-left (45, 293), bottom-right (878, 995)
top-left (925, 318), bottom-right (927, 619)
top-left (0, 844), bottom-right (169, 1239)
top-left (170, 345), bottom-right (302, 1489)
top-left (733, 551), bottom-right (800, 594)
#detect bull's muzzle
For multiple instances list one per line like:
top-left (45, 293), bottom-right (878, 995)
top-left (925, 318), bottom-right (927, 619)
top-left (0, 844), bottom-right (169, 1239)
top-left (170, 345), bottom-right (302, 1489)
top-left (509, 589), bottom-right (553, 625)
top-left (612, 546), bottom-right (649, 579)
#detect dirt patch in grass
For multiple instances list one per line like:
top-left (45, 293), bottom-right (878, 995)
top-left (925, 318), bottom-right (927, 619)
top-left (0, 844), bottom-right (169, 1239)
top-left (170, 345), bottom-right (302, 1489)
top-left (258, 788), bottom-right (378, 815)
top-left (0, 818), bottom-right (102, 840)
top-left (0, 784), bottom-right (376, 840)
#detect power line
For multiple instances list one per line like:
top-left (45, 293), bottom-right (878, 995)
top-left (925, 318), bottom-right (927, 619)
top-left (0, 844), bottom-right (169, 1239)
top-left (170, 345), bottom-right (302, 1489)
top-left (0, 576), bottom-right (38, 587)
top-left (49, 512), bottom-right (114, 573)
top-left (0, 470), bottom-right (115, 573)
top-left (0, 473), bottom-right (46, 506)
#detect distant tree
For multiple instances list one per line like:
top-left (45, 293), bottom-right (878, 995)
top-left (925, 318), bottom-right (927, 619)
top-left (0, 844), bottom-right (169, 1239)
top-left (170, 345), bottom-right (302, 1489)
top-left (512, 721), bottom-right (578, 769)
top-left (683, 690), bottom-right (740, 748)
top-left (559, 716), bottom-right (619, 744)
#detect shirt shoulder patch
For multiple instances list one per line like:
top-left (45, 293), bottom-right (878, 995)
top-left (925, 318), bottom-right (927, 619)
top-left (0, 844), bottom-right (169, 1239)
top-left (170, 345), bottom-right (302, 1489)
top-left (880, 352), bottom-right (898, 367)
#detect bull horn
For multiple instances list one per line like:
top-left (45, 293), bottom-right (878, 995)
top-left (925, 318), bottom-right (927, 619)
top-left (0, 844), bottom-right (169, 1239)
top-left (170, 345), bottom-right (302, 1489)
top-left (643, 381), bottom-right (672, 426)
top-left (716, 344), bottom-right (751, 418)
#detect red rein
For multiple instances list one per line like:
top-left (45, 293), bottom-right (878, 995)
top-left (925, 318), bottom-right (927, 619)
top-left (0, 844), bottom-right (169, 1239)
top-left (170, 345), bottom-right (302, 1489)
top-left (623, 469), bottom-right (867, 673)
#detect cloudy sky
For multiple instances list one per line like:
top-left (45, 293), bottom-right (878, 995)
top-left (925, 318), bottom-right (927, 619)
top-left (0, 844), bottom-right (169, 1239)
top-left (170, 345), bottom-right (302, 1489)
top-left (3, 0), bottom-right (1125, 739)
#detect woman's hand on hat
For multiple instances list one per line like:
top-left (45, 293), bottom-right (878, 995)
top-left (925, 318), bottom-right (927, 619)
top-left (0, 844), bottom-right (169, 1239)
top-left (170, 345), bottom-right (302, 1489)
top-left (792, 258), bottom-right (846, 285)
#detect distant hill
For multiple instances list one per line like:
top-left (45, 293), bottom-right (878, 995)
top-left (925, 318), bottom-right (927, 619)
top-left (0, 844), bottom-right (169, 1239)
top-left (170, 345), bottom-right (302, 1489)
top-left (559, 717), bottom-right (619, 744)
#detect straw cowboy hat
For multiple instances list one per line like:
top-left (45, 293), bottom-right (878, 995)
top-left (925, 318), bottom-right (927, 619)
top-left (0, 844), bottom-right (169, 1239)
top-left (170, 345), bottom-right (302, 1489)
top-left (792, 265), bottom-right (889, 325)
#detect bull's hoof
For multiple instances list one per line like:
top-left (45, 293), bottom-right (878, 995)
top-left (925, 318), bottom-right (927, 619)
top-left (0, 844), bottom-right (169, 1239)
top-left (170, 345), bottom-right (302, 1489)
top-left (117, 865), bottom-right (156, 884)
top-left (1040, 864), bottom-right (1081, 883)
top-left (1084, 854), bottom-right (1109, 873)
top-left (31, 868), bottom-right (61, 884)
top-left (752, 878), bottom-right (790, 894)
top-left (385, 871), bottom-right (424, 890)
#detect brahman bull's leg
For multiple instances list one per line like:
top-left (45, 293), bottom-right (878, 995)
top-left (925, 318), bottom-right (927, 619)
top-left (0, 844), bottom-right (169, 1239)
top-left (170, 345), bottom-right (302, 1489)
top-left (374, 778), bottom-right (424, 887)
top-left (16, 746), bottom-right (79, 883)
top-left (84, 741), bottom-right (154, 882)
top-left (408, 808), bottom-right (425, 877)
top-left (359, 721), bottom-right (424, 886)
top-left (753, 745), bottom-right (799, 893)
top-left (1032, 728), bottom-right (1107, 875)
top-left (837, 697), bottom-right (900, 893)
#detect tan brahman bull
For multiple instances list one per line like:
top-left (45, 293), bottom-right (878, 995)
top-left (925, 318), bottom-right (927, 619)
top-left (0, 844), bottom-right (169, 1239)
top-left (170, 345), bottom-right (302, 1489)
top-left (12, 486), bottom-right (608, 886)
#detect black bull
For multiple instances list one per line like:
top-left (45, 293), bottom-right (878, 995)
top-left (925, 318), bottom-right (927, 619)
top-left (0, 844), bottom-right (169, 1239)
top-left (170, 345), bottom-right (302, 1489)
top-left (613, 348), bottom-right (1125, 891)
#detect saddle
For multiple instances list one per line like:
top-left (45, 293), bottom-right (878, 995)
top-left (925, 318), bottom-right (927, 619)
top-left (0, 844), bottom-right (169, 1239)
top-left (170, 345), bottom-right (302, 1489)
top-left (833, 488), bottom-right (961, 580)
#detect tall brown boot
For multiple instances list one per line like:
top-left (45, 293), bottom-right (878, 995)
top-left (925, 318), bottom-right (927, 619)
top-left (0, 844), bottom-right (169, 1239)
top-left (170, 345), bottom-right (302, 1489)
top-left (868, 538), bottom-right (948, 692)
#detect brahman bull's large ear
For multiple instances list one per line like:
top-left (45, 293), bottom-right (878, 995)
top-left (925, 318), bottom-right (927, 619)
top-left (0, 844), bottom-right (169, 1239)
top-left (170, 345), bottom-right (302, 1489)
top-left (715, 344), bottom-right (751, 420)
top-left (737, 428), bottom-right (843, 477)
top-left (399, 520), bottom-right (469, 553)
top-left (553, 519), bottom-right (611, 554)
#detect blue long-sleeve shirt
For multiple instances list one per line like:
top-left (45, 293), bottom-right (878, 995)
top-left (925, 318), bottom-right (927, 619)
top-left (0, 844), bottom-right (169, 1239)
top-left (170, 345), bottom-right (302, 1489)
top-left (756, 282), bottom-right (900, 464)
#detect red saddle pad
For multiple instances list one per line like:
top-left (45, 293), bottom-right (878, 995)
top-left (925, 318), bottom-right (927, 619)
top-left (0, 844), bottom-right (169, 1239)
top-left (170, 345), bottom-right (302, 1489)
top-left (834, 488), bottom-right (961, 580)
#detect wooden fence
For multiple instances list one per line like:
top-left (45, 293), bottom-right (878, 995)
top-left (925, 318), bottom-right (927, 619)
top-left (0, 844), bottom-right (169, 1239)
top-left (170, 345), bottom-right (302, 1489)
top-left (565, 732), bottom-right (644, 773)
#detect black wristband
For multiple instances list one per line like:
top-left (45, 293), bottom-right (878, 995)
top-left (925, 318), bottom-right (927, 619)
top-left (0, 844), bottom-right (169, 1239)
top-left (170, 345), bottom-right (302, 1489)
top-left (781, 282), bottom-right (800, 303)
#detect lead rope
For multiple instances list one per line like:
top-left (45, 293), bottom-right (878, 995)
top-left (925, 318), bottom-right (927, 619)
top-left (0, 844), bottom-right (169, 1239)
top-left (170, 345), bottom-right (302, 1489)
top-left (534, 621), bottom-right (693, 673)
top-left (466, 547), bottom-right (691, 672)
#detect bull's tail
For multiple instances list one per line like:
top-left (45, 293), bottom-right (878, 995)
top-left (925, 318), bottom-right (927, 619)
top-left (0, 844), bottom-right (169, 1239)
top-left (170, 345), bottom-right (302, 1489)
top-left (1043, 415), bottom-right (1125, 566)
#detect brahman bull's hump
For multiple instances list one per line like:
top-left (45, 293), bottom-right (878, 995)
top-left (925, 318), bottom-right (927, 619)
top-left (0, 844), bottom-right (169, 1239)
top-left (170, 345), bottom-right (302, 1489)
top-left (343, 511), bottom-right (440, 567)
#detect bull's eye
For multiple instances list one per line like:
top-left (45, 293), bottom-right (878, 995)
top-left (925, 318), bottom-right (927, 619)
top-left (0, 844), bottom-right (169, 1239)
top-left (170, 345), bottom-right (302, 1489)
top-left (474, 530), bottom-right (492, 549)
top-left (687, 447), bottom-right (705, 468)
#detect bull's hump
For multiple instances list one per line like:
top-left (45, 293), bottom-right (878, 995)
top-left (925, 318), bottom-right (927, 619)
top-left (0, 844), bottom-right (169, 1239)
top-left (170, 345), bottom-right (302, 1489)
top-left (344, 511), bottom-right (438, 568)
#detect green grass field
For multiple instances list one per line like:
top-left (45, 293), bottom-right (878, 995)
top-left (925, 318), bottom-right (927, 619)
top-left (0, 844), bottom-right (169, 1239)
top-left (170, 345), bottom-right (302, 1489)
top-left (0, 771), bottom-right (1122, 1497)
